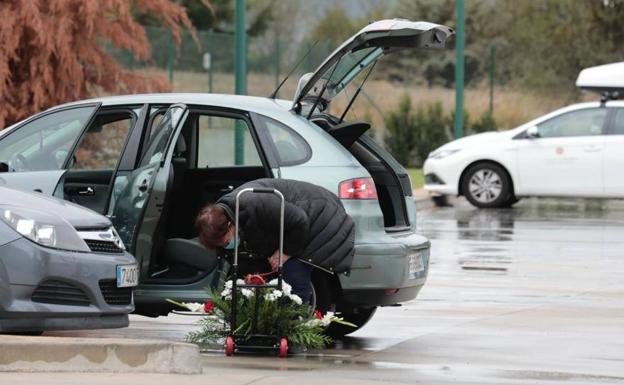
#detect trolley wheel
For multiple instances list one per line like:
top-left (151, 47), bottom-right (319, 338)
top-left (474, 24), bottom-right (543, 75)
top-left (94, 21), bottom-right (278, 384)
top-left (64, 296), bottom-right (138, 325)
top-left (278, 338), bottom-right (288, 358)
top-left (225, 336), bottom-right (234, 356)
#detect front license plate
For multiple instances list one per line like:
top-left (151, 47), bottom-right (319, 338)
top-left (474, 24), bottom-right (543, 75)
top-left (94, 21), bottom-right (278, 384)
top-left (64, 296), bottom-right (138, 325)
top-left (116, 264), bottom-right (139, 288)
top-left (408, 253), bottom-right (424, 278)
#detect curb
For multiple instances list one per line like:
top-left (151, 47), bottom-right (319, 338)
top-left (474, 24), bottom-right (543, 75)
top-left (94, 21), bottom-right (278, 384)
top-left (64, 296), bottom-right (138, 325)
top-left (0, 336), bottom-right (201, 374)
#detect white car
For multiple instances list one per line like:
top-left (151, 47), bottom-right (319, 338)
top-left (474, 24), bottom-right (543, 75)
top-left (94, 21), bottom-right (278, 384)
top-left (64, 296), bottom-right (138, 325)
top-left (423, 100), bottom-right (624, 208)
top-left (424, 62), bottom-right (624, 208)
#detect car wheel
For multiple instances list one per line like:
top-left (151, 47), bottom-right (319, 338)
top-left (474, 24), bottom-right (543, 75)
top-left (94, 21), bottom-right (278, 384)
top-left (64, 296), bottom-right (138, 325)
top-left (311, 273), bottom-right (377, 338)
top-left (325, 307), bottom-right (377, 338)
top-left (462, 163), bottom-right (512, 208)
top-left (500, 194), bottom-right (520, 208)
top-left (431, 195), bottom-right (450, 207)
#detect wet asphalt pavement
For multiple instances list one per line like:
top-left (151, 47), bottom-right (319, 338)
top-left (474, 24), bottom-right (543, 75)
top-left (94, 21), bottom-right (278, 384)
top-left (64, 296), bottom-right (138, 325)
top-left (31, 198), bottom-right (624, 384)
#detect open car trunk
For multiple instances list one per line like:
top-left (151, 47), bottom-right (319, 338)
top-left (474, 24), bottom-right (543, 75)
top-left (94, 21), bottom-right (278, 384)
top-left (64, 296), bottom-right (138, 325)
top-left (313, 118), bottom-right (412, 231)
top-left (352, 135), bottom-right (412, 231)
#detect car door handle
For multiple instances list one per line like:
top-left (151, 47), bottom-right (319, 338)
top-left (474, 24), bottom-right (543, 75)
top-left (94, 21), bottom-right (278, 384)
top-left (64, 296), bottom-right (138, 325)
top-left (138, 180), bottom-right (149, 192)
top-left (77, 186), bottom-right (95, 196)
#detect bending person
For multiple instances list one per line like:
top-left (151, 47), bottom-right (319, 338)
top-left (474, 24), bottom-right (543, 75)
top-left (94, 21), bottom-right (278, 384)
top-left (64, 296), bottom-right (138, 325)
top-left (195, 178), bottom-right (355, 302)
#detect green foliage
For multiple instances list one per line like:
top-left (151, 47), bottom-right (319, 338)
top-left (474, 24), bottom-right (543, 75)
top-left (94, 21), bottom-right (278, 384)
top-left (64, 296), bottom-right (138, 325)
top-left (310, 7), bottom-right (358, 49)
top-left (136, 0), bottom-right (274, 36)
top-left (406, 168), bottom-right (424, 189)
top-left (384, 94), bottom-right (497, 167)
top-left (182, 284), bottom-right (338, 351)
top-left (385, 0), bottom-right (484, 87)
top-left (392, 0), bottom-right (624, 93)
top-left (469, 111), bottom-right (497, 135)
top-left (413, 102), bottom-right (452, 167)
top-left (384, 94), bottom-right (417, 167)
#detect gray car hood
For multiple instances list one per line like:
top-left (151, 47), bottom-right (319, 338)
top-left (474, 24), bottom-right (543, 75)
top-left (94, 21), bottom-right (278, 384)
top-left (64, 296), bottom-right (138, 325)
top-left (0, 186), bottom-right (111, 229)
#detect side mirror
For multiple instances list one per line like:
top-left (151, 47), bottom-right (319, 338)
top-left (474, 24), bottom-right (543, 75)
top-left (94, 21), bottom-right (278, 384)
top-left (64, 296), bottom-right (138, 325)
top-left (526, 126), bottom-right (540, 139)
top-left (0, 162), bottom-right (8, 173)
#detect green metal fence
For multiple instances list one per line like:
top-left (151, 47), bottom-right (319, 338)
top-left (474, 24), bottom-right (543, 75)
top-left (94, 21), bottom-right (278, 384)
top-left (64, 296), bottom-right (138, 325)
top-left (110, 26), bottom-right (334, 98)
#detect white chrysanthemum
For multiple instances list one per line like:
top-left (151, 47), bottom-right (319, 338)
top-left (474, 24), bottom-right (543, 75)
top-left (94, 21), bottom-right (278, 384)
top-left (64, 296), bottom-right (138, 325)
top-left (224, 280), bottom-right (233, 289)
top-left (321, 311), bottom-right (335, 327)
top-left (236, 279), bottom-right (245, 286)
top-left (241, 288), bottom-right (254, 298)
top-left (268, 278), bottom-right (278, 286)
top-left (288, 294), bottom-right (302, 305)
top-left (282, 283), bottom-right (292, 296)
top-left (220, 288), bottom-right (232, 298)
top-left (184, 302), bottom-right (205, 313)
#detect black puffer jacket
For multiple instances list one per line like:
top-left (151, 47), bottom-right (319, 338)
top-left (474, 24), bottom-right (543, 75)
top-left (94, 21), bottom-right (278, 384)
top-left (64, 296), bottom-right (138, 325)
top-left (217, 178), bottom-right (355, 273)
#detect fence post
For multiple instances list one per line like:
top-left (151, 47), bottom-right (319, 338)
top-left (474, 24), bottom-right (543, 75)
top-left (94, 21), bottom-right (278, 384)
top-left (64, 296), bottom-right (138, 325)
top-left (489, 45), bottom-right (495, 115)
top-left (453, 0), bottom-right (465, 139)
top-left (234, 0), bottom-right (247, 165)
top-left (167, 30), bottom-right (174, 84)
top-left (208, 30), bottom-right (214, 94)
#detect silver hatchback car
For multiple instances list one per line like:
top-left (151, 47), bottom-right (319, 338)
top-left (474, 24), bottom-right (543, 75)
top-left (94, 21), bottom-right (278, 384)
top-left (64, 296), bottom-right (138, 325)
top-left (0, 186), bottom-right (137, 333)
top-left (0, 19), bottom-right (453, 334)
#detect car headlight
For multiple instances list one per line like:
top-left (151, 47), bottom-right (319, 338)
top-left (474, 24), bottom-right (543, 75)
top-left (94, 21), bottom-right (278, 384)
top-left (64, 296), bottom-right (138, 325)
top-left (428, 148), bottom-right (461, 159)
top-left (0, 205), bottom-right (90, 252)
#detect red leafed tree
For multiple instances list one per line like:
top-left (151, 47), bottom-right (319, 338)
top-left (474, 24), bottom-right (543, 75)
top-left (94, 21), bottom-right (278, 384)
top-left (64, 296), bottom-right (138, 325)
top-left (0, 0), bottom-right (208, 127)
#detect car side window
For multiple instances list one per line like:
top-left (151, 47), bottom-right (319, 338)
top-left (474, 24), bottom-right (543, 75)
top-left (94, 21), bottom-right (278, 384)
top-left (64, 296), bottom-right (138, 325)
top-left (196, 115), bottom-right (262, 167)
top-left (261, 116), bottom-right (311, 166)
top-left (70, 111), bottom-right (134, 170)
top-left (611, 108), bottom-right (624, 135)
top-left (141, 105), bottom-right (186, 167)
top-left (537, 108), bottom-right (607, 138)
top-left (0, 106), bottom-right (96, 172)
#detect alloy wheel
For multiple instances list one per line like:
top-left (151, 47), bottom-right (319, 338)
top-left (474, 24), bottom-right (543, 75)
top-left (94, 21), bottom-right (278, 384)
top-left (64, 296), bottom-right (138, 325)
top-left (468, 169), bottom-right (503, 203)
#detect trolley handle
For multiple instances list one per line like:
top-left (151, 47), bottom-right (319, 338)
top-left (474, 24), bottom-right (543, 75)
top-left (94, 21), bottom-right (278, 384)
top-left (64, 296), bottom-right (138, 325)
top-left (251, 188), bottom-right (276, 194)
top-left (233, 187), bottom-right (285, 269)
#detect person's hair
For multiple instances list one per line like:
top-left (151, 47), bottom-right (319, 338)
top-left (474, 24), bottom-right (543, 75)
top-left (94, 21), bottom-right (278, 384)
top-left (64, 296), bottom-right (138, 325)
top-left (195, 204), bottom-right (230, 249)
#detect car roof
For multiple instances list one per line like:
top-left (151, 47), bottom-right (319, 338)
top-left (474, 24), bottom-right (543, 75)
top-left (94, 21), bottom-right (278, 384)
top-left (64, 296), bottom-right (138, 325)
top-left (53, 93), bottom-right (294, 116)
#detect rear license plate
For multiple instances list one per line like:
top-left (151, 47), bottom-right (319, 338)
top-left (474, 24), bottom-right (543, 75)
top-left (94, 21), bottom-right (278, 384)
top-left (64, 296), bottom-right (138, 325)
top-left (408, 253), bottom-right (424, 278)
top-left (116, 264), bottom-right (139, 288)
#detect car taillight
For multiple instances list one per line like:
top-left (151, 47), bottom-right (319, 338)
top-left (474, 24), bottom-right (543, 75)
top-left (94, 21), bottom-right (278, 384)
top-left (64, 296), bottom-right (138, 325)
top-left (339, 178), bottom-right (378, 199)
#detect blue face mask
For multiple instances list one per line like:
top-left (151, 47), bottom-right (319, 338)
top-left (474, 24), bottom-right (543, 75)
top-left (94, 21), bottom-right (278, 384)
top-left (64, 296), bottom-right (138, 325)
top-left (223, 236), bottom-right (237, 250)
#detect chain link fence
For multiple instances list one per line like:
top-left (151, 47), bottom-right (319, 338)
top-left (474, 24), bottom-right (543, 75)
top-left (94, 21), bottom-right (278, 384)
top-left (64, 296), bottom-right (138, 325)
top-left (110, 27), bottom-right (334, 99)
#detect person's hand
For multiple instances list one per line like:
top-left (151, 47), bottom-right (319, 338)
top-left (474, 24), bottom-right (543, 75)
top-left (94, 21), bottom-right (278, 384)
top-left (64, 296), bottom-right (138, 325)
top-left (268, 250), bottom-right (290, 271)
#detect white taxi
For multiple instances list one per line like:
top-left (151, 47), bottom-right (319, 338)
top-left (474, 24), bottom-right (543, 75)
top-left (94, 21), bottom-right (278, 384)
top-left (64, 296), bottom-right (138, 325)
top-left (423, 62), bottom-right (624, 208)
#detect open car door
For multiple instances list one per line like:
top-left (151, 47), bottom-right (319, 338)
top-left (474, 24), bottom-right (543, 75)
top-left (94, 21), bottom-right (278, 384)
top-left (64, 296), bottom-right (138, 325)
top-left (109, 104), bottom-right (188, 275)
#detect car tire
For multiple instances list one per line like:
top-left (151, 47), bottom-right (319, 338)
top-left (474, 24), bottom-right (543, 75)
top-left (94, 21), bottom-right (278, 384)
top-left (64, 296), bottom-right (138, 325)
top-left (462, 163), bottom-right (513, 208)
top-left (311, 273), bottom-right (377, 338)
top-left (432, 195), bottom-right (450, 207)
top-left (500, 194), bottom-right (520, 208)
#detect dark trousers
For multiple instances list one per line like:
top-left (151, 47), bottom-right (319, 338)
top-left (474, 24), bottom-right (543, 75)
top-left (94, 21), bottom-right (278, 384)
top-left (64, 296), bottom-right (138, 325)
top-left (282, 258), bottom-right (313, 303)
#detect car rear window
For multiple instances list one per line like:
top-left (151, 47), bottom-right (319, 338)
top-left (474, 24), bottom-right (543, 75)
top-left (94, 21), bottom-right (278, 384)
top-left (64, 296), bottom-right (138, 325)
top-left (256, 115), bottom-right (311, 166)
